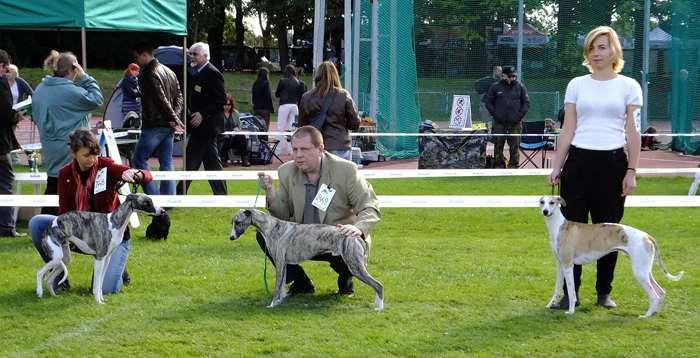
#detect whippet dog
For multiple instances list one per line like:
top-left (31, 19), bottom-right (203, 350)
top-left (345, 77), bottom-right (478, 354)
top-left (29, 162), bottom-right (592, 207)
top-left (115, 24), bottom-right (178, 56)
top-left (37, 193), bottom-right (163, 304)
top-left (539, 195), bottom-right (683, 318)
top-left (230, 209), bottom-right (384, 312)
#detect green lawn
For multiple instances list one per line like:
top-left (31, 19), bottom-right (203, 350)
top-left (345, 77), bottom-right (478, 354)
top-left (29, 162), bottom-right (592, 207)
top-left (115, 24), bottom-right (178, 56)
top-left (2, 173), bottom-right (698, 357)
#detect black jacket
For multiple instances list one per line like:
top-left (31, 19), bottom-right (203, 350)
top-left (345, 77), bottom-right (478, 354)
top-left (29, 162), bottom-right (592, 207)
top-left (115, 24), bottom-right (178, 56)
top-left (0, 80), bottom-right (21, 154)
top-left (275, 77), bottom-right (307, 106)
top-left (252, 80), bottom-right (274, 112)
top-left (140, 59), bottom-right (183, 130)
top-left (188, 62), bottom-right (227, 137)
top-left (484, 79), bottom-right (530, 126)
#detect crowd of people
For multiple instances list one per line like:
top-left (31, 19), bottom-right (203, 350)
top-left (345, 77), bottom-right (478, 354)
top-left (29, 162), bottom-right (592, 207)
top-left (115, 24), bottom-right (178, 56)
top-left (1, 39), bottom-right (371, 300)
top-left (2, 26), bottom-right (646, 309)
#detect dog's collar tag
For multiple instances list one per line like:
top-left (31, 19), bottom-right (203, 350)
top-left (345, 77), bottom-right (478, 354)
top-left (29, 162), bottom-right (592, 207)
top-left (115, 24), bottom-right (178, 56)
top-left (312, 183), bottom-right (335, 212)
top-left (94, 168), bottom-right (108, 194)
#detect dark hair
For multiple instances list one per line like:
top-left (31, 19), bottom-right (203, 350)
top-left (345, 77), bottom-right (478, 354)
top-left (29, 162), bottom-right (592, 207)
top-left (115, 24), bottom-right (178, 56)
top-left (284, 64), bottom-right (299, 83)
top-left (254, 67), bottom-right (270, 84)
top-left (0, 49), bottom-right (10, 66)
top-left (292, 126), bottom-right (324, 148)
top-left (68, 128), bottom-right (101, 155)
top-left (132, 42), bottom-right (154, 56)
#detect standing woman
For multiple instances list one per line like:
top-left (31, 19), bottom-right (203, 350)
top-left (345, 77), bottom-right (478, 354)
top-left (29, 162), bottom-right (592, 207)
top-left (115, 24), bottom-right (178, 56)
top-left (298, 61), bottom-right (360, 161)
top-left (29, 129), bottom-right (152, 293)
top-left (548, 26), bottom-right (642, 310)
top-left (251, 67), bottom-right (274, 140)
top-left (275, 64), bottom-right (307, 156)
top-left (121, 63), bottom-right (141, 117)
top-left (32, 50), bottom-right (104, 215)
top-left (3, 64), bottom-right (34, 104)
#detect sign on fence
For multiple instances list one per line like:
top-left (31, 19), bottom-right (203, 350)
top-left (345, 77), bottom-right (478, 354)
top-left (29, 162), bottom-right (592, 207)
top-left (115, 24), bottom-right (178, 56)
top-left (449, 95), bottom-right (472, 129)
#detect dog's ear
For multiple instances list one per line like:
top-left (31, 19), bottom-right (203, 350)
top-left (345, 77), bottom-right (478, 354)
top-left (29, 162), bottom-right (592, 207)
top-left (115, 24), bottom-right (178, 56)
top-left (243, 209), bottom-right (252, 217)
top-left (556, 196), bottom-right (567, 207)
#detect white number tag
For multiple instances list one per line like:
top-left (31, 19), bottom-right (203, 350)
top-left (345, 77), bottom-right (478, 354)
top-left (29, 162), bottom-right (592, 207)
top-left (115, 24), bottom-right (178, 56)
top-left (94, 168), bottom-right (107, 194)
top-left (312, 183), bottom-right (336, 212)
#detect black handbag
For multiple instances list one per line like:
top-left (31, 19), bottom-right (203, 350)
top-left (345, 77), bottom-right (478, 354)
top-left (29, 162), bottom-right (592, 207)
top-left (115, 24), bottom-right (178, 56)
top-left (309, 89), bottom-right (338, 130)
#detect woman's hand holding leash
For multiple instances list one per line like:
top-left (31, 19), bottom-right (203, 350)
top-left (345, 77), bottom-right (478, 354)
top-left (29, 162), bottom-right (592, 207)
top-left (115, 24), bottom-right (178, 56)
top-left (621, 170), bottom-right (637, 196)
top-left (122, 169), bottom-right (143, 183)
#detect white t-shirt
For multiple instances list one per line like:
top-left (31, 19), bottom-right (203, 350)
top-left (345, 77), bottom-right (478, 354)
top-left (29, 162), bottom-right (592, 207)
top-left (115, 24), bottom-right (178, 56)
top-left (10, 82), bottom-right (19, 104)
top-left (565, 74), bottom-right (643, 151)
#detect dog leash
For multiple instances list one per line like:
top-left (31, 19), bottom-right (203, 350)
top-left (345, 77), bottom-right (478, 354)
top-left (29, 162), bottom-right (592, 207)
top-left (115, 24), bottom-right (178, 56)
top-left (253, 176), bottom-right (271, 294)
top-left (551, 183), bottom-right (560, 196)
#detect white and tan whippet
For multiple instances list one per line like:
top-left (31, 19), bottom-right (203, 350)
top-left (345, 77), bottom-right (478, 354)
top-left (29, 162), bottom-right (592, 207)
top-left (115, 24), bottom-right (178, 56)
top-left (539, 195), bottom-right (683, 318)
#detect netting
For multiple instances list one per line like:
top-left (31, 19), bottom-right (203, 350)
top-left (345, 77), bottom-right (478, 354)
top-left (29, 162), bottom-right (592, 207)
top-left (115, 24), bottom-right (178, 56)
top-left (347, 0), bottom-right (700, 158)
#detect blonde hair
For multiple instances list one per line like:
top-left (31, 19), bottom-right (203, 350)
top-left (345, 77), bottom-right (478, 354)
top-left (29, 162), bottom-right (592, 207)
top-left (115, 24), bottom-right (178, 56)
top-left (43, 50), bottom-right (77, 77)
top-left (582, 26), bottom-right (624, 73)
top-left (312, 61), bottom-right (341, 99)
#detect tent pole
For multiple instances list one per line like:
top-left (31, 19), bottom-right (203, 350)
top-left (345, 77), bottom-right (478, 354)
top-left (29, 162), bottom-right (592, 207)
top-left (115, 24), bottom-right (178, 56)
top-left (81, 27), bottom-right (87, 69)
top-left (182, 36), bottom-right (188, 195)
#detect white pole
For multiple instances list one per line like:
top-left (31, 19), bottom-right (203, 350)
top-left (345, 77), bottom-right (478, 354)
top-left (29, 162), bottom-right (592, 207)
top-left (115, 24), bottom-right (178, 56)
top-left (516, 0), bottom-right (523, 81)
top-left (313, 0), bottom-right (326, 84)
top-left (641, 0), bottom-right (651, 130)
top-left (370, 0), bottom-right (379, 121)
top-left (353, 0), bottom-right (361, 102)
top-left (344, 0), bottom-right (352, 92)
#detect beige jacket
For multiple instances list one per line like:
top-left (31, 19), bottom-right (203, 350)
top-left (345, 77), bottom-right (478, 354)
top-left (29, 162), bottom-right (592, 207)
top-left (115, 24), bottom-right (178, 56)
top-left (269, 152), bottom-right (381, 237)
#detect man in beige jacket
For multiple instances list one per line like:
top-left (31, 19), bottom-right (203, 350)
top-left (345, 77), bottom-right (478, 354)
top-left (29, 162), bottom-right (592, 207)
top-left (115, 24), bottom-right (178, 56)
top-left (258, 126), bottom-right (381, 297)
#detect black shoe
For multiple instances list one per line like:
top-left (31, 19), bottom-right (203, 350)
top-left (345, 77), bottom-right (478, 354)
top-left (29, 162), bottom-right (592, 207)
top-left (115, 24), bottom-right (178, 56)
top-left (242, 157), bottom-right (251, 167)
top-left (549, 294), bottom-right (580, 310)
top-left (338, 275), bottom-right (355, 297)
top-left (222, 161), bottom-right (230, 168)
top-left (286, 276), bottom-right (315, 298)
top-left (55, 277), bottom-right (71, 292)
top-left (1, 229), bottom-right (27, 237)
top-left (597, 294), bottom-right (617, 309)
top-left (122, 266), bottom-right (131, 286)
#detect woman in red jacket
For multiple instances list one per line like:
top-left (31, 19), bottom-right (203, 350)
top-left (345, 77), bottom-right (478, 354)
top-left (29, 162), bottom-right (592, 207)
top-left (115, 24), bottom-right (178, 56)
top-left (29, 128), bottom-right (153, 294)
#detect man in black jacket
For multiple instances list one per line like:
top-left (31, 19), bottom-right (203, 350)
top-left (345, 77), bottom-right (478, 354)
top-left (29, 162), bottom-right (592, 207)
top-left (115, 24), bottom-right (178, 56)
top-left (132, 42), bottom-right (184, 196)
top-left (0, 50), bottom-right (26, 237)
top-left (484, 66), bottom-right (530, 169)
top-left (177, 42), bottom-right (228, 195)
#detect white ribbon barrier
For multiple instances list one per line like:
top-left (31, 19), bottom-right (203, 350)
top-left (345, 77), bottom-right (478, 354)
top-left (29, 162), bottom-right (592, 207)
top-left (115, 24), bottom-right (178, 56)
top-left (2, 195), bottom-right (699, 208)
top-left (221, 131), bottom-right (700, 138)
top-left (15, 168), bottom-right (700, 183)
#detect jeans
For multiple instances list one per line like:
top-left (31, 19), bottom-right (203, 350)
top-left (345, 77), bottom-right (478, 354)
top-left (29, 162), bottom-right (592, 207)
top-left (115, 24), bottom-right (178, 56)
top-left (29, 215), bottom-right (130, 294)
top-left (329, 150), bottom-right (352, 161)
top-left (131, 126), bottom-right (176, 195)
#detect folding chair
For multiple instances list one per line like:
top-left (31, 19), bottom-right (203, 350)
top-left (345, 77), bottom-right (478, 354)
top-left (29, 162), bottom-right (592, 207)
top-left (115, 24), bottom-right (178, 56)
top-left (260, 139), bottom-right (283, 164)
top-left (519, 121), bottom-right (553, 169)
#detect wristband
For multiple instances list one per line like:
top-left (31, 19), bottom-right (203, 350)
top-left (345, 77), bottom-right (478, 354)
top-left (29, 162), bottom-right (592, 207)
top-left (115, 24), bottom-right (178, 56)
top-left (627, 168), bottom-right (636, 172)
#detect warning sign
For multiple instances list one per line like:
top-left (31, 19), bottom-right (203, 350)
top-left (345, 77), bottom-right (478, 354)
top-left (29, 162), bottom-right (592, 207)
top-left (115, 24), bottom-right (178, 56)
top-left (449, 95), bottom-right (472, 129)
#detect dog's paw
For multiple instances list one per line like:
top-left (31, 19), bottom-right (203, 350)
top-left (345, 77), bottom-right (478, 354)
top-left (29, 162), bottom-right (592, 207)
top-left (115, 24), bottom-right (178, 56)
top-left (37, 288), bottom-right (43, 298)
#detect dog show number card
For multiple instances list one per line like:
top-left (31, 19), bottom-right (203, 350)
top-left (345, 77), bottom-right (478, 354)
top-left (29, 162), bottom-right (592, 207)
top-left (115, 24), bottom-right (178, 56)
top-left (449, 95), bottom-right (472, 130)
top-left (312, 184), bottom-right (336, 212)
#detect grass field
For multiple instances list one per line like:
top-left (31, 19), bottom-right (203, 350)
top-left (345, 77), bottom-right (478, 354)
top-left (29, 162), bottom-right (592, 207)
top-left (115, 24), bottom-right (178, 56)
top-left (2, 172), bottom-right (698, 357)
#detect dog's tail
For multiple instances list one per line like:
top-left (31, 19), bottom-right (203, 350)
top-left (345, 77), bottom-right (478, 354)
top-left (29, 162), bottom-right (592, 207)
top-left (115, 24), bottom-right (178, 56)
top-left (651, 236), bottom-right (684, 281)
top-left (57, 261), bottom-right (69, 286)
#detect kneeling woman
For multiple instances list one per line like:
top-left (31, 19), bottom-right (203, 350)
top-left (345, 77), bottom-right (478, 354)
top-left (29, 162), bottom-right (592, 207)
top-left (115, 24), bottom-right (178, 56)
top-left (29, 129), bottom-right (153, 294)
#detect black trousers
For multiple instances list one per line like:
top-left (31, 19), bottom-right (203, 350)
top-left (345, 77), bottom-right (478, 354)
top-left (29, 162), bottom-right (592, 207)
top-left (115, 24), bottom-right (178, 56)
top-left (41, 176), bottom-right (59, 215)
top-left (219, 135), bottom-right (248, 159)
top-left (560, 145), bottom-right (628, 295)
top-left (0, 154), bottom-right (14, 234)
top-left (256, 231), bottom-right (353, 291)
top-left (176, 135), bottom-right (227, 195)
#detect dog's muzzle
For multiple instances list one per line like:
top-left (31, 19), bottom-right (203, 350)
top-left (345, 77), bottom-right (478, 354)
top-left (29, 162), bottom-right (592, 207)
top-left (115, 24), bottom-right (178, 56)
top-left (542, 209), bottom-right (553, 217)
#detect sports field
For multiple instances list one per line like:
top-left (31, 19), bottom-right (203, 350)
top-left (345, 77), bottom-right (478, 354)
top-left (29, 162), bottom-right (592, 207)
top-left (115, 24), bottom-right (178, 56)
top-left (1, 173), bottom-right (698, 357)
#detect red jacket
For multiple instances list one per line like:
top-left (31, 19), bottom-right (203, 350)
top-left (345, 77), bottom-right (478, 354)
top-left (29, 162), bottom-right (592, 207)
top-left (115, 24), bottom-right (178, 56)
top-left (57, 157), bottom-right (153, 215)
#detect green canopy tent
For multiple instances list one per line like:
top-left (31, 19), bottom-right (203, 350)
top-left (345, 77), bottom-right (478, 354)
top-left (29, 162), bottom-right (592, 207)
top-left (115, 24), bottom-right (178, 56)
top-left (0, 0), bottom-right (199, 191)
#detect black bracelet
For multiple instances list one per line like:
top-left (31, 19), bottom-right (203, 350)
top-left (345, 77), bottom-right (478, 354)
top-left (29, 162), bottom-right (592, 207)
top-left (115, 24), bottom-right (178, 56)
top-left (627, 168), bottom-right (636, 172)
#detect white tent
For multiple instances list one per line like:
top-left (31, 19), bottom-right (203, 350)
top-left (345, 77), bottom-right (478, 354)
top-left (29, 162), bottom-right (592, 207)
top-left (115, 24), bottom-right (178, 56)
top-left (649, 27), bottom-right (672, 49)
top-left (498, 23), bottom-right (550, 47)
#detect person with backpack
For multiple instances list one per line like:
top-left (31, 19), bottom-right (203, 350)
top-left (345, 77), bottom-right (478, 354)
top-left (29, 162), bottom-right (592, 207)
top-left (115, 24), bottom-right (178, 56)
top-left (297, 61), bottom-right (360, 161)
top-left (484, 66), bottom-right (530, 169)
